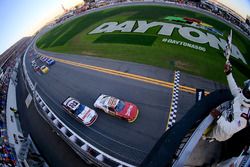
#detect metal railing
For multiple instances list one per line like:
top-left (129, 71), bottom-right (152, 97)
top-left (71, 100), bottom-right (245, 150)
top-left (22, 36), bottom-right (135, 167)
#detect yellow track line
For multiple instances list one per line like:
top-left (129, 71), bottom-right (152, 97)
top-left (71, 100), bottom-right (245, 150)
top-left (43, 55), bottom-right (210, 95)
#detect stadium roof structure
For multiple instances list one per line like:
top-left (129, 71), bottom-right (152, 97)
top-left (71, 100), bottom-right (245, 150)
top-left (206, 0), bottom-right (246, 22)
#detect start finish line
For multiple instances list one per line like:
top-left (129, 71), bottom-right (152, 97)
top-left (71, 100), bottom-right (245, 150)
top-left (89, 20), bottom-right (247, 65)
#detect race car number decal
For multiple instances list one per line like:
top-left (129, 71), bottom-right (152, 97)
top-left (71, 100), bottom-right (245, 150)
top-left (68, 100), bottom-right (79, 109)
top-left (108, 98), bottom-right (117, 108)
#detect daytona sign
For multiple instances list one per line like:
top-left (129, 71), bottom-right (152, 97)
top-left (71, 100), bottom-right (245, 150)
top-left (89, 21), bottom-right (247, 64)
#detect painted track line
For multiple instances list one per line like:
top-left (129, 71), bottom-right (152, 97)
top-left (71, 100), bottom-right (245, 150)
top-left (166, 71), bottom-right (181, 130)
top-left (42, 54), bottom-right (209, 95)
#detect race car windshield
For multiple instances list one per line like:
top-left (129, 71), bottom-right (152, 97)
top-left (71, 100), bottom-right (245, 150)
top-left (115, 100), bottom-right (125, 112)
top-left (100, 96), bottom-right (108, 104)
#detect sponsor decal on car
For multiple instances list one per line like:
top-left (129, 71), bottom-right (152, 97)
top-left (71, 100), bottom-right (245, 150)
top-left (125, 105), bottom-right (133, 116)
top-left (79, 109), bottom-right (91, 121)
top-left (108, 97), bottom-right (118, 108)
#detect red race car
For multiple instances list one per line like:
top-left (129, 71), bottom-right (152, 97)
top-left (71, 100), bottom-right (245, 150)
top-left (94, 94), bottom-right (139, 123)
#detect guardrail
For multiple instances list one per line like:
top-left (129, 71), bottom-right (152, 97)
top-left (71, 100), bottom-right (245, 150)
top-left (140, 89), bottom-right (233, 167)
top-left (0, 60), bottom-right (20, 167)
top-left (22, 37), bottom-right (135, 167)
top-left (24, 2), bottom-right (250, 167)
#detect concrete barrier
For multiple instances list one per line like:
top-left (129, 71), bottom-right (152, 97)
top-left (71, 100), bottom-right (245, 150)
top-left (22, 37), bottom-right (135, 167)
top-left (25, 2), bottom-right (232, 166)
top-left (69, 135), bottom-right (77, 142)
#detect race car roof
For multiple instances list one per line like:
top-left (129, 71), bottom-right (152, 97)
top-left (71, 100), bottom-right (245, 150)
top-left (104, 96), bottom-right (119, 108)
top-left (62, 97), bottom-right (80, 111)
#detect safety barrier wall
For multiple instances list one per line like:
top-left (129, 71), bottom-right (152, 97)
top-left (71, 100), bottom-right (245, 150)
top-left (24, 2), bottom-right (250, 167)
top-left (22, 39), bottom-right (135, 167)
top-left (140, 89), bottom-right (233, 167)
top-left (0, 59), bottom-right (20, 166)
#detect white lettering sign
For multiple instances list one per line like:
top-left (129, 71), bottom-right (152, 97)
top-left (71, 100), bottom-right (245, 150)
top-left (162, 38), bottom-right (206, 52)
top-left (106, 21), bottom-right (136, 32)
top-left (178, 27), bottom-right (208, 44)
top-left (89, 20), bottom-right (247, 64)
top-left (89, 22), bottom-right (118, 34)
top-left (134, 21), bottom-right (162, 33)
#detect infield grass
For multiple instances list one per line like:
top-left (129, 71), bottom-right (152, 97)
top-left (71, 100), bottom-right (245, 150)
top-left (36, 5), bottom-right (250, 84)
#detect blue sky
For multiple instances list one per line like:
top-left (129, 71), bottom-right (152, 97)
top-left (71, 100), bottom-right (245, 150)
top-left (217, 0), bottom-right (250, 19)
top-left (0, 0), bottom-right (82, 55)
top-left (0, 0), bottom-right (249, 55)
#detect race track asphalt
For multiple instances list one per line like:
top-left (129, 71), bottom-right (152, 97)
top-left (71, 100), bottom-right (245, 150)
top-left (17, 65), bottom-right (90, 167)
top-left (25, 49), bottom-right (174, 165)
top-left (23, 28), bottom-right (225, 165)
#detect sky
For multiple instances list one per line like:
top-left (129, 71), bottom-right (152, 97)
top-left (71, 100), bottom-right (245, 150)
top-left (0, 0), bottom-right (83, 55)
top-left (214, 0), bottom-right (250, 19)
top-left (0, 0), bottom-right (250, 55)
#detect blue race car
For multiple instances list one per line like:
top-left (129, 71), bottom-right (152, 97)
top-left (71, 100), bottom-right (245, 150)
top-left (46, 58), bottom-right (56, 65)
top-left (62, 97), bottom-right (98, 126)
